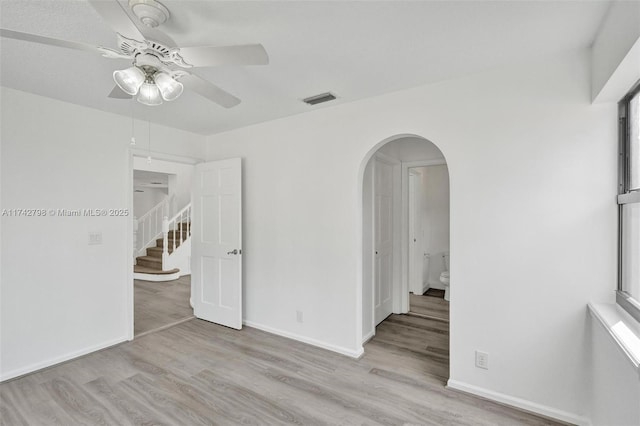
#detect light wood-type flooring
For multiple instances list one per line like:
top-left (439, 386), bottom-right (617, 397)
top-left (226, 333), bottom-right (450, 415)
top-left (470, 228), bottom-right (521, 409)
top-left (410, 291), bottom-right (450, 322)
top-left (134, 275), bottom-right (193, 336)
top-left (1, 313), bottom-right (562, 425)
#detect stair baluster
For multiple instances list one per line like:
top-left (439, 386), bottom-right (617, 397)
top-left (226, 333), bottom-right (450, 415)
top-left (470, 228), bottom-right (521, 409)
top-left (162, 216), bottom-right (169, 269)
top-left (135, 194), bottom-right (175, 256)
top-left (172, 226), bottom-right (177, 253)
top-left (133, 216), bottom-right (138, 261)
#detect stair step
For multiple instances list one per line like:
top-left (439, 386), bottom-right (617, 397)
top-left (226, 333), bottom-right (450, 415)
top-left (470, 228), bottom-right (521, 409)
top-left (146, 246), bottom-right (174, 257)
top-left (136, 256), bottom-right (162, 269)
top-left (134, 265), bottom-right (180, 275)
top-left (155, 238), bottom-right (186, 248)
top-left (165, 236), bottom-right (187, 243)
top-left (156, 232), bottom-right (189, 241)
top-left (167, 229), bottom-right (189, 236)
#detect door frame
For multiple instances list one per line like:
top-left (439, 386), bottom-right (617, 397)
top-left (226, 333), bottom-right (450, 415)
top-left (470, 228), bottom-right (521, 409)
top-left (126, 148), bottom-right (203, 340)
top-left (408, 168), bottom-right (422, 295)
top-left (361, 150), bottom-right (448, 344)
top-left (400, 160), bottom-right (446, 313)
top-left (357, 134), bottom-right (451, 351)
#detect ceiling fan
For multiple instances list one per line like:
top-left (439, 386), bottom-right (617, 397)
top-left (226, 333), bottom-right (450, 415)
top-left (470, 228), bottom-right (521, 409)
top-left (0, 0), bottom-right (269, 107)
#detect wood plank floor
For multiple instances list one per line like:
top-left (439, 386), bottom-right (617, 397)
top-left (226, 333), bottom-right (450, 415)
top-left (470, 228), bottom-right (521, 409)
top-left (410, 292), bottom-right (450, 321)
top-left (0, 314), bottom-right (562, 425)
top-left (135, 275), bottom-right (193, 336)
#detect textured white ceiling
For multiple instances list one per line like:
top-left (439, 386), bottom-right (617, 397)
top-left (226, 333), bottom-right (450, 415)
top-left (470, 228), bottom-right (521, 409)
top-left (0, 0), bottom-right (611, 135)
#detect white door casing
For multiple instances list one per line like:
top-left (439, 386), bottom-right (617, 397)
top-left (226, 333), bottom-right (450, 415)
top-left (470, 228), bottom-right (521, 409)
top-left (408, 170), bottom-right (423, 295)
top-left (192, 158), bottom-right (242, 329)
top-left (374, 157), bottom-right (394, 325)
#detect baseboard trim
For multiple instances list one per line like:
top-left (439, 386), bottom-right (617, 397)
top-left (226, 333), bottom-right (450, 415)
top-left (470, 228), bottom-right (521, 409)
top-left (446, 379), bottom-right (590, 426)
top-left (243, 320), bottom-right (364, 359)
top-left (0, 335), bottom-right (129, 382)
top-left (427, 280), bottom-right (445, 290)
top-left (362, 330), bottom-right (375, 345)
top-left (133, 271), bottom-right (180, 282)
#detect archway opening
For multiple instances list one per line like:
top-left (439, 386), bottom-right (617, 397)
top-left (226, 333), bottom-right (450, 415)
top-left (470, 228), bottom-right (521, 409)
top-left (358, 134), bottom-right (450, 380)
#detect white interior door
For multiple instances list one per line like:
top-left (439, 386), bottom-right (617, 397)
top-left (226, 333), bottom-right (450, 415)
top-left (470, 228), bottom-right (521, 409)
top-left (374, 158), bottom-right (394, 325)
top-left (192, 158), bottom-right (242, 329)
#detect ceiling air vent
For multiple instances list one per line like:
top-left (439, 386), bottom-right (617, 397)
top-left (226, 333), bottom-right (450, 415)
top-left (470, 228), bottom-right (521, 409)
top-left (303, 92), bottom-right (336, 105)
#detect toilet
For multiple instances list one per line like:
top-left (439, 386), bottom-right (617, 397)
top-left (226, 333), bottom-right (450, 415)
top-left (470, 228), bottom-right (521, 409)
top-left (440, 253), bottom-right (450, 301)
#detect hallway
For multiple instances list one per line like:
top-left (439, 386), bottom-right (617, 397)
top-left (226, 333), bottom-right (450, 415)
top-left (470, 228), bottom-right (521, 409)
top-left (134, 275), bottom-right (193, 336)
top-left (409, 290), bottom-right (450, 322)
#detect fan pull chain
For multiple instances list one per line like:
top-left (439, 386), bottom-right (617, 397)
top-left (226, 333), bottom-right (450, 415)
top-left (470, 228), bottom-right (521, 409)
top-left (147, 120), bottom-right (152, 164)
top-left (130, 97), bottom-right (136, 145)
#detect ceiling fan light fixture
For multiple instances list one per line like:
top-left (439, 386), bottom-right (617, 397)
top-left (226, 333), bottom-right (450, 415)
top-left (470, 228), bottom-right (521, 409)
top-left (137, 82), bottom-right (163, 106)
top-left (113, 66), bottom-right (145, 95)
top-left (154, 72), bottom-right (183, 101)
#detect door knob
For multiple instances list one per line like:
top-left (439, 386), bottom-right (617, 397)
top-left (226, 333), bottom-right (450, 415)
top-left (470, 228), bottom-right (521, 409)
top-left (227, 249), bottom-right (238, 255)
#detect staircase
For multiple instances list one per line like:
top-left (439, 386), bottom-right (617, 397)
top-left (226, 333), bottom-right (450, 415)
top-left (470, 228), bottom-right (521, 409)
top-left (134, 223), bottom-right (189, 277)
top-left (134, 202), bottom-right (192, 282)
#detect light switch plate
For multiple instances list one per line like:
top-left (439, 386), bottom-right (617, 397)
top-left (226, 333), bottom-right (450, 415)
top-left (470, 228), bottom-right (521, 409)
top-left (475, 350), bottom-right (489, 369)
top-left (88, 232), bottom-right (102, 245)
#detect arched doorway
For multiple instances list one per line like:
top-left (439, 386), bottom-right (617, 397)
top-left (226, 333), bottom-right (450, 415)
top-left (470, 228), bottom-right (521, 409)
top-left (358, 134), bottom-right (450, 355)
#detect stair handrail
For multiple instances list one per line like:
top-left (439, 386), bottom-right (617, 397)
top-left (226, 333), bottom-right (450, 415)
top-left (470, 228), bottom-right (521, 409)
top-left (134, 194), bottom-right (175, 256)
top-left (137, 194), bottom-right (175, 222)
top-left (162, 203), bottom-right (192, 269)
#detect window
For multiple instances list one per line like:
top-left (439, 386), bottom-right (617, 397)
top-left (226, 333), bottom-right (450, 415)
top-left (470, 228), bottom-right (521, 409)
top-left (618, 81), bottom-right (640, 322)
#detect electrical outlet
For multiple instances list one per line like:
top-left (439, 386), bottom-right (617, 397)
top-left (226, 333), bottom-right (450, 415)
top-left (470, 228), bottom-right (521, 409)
top-left (88, 232), bottom-right (102, 245)
top-left (475, 351), bottom-right (489, 369)
top-left (296, 310), bottom-right (303, 323)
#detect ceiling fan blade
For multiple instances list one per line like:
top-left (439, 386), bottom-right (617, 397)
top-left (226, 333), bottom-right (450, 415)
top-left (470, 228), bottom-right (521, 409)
top-left (179, 44), bottom-right (269, 67)
top-left (137, 26), bottom-right (177, 49)
top-left (0, 28), bottom-right (103, 54)
top-left (179, 73), bottom-right (241, 108)
top-left (88, 0), bottom-right (145, 41)
top-left (108, 85), bottom-right (132, 99)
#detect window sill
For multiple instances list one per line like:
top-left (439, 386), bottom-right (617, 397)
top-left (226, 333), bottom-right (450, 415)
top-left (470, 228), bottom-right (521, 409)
top-left (588, 302), bottom-right (640, 378)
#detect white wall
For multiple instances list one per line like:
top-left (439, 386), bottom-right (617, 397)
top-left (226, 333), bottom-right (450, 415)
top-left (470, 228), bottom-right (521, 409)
top-left (378, 136), bottom-right (445, 162)
top-left (133, 157), bottom-right (195, 214)
top-left (588, 313), bottom-right (640, 426)
top-left (417, 165), bottom-right (450, 289)
top-left (362, 159), bottom-right (374, 341)
top-left (591, 0), bottom-right (640, 102)
top-left (589, 4), bottom-right (640, 424)
top-left (206, 49), bottom-right (616, 423)
top-left (0, 87), bottom-right (205, 380)
top-left (133, 187), bottom-right (168, 218)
